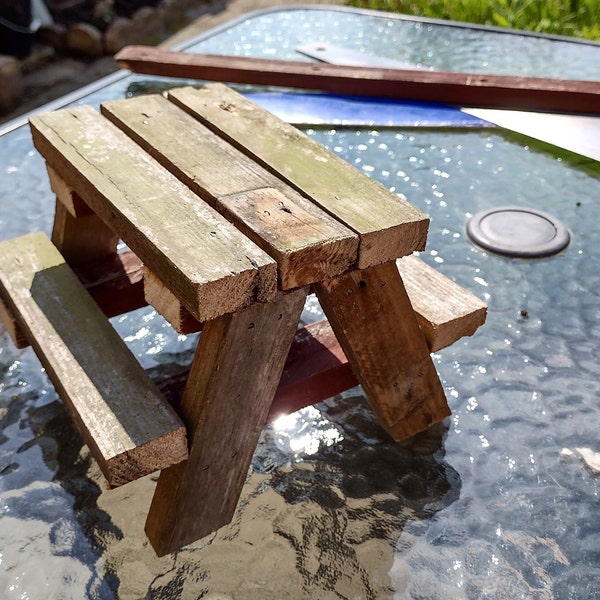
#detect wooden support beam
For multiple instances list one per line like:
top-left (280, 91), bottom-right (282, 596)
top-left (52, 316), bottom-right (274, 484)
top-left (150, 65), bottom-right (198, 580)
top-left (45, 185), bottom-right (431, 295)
top-left (145, 287), bottom-right (308, 556)
top-left (314, 261), bottom-right (450, 441)
top-left (51, 199), bottom-right (120, 266)
top-left (116, 47), bottom-right (600, 115)
top-left (0, 232), bottom-right (188, 488)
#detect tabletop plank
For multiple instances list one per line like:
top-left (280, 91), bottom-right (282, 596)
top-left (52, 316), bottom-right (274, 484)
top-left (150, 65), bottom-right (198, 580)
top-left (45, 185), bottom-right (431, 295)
top-left (101, 94), bottom-right (358, 289)
top-left (29, 106), bottom-right (277, 323)
top-left (168, 84), bottom-right (430, 269)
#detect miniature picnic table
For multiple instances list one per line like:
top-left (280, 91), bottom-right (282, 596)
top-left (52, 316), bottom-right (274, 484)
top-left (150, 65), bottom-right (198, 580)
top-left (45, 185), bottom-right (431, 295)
top-left (0, 83), bottom-right (485, 555)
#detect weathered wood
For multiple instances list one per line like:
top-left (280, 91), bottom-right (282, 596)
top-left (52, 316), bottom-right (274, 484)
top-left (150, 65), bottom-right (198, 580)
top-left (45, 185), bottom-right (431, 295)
top-left (143, 268), bottom-right (204, 333)
top-left (29, 106), bottom-right (278, 322)
top-left (145, 286), bottom-right (308, 556)
top-left (397, 255), bottom-right (487, 352)
top-left (52, 199), bottom-right (120, 266)
top-left (4, 249), bottom-right (486, 365)
top-left (0, 232), bottom-right (188, 488)
top-left (0, 297), bottom-right (28, 349)
top-left (47, 162), bottom-right (122, 266)
top-left (46, 164), bottom-right (94, 217)
top-left (168, 84), bottom-right (429, 269)
top-left (271, 255), bottom-right (487, 417)
top-left (72, 250), bottom-right (146, 318)
top-left (101, 94), bottom-right (359, 289)
top-left (315, 261), bottom-right (450, 441)
top-left (270, 318), bottom-right (357, 420)
top-left (116, 47), bottom-right (600, 115)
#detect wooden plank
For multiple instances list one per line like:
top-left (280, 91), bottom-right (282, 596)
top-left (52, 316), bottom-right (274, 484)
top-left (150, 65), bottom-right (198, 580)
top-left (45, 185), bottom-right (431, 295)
top-left (101, 94), bottom-right (359, 289)
top-left (116, 47), bottom-right (600, 115)
top-left (46, 164), bottom-right (94, 217)
top-left (168, 84), bottom-right (429, 269)
top-left (73, 250), bottom-right (146, 318)
top-left (0, 297), bottom-right (28, 349)
top-left (272, 258), bottom-right (486, 417)
top-left (314, 261), bottom-right (450, 441)
top-left (47, 140), bottom-right (119, 267)
top-left (51, 199), bottom-right (120, 266)
top-left (143, 268), bottom-right (205, 333)
top-left (397, 255), bottom-right (487, 352)
top-left (269, 318), bottom-right (357, 421)
top-left (145, 286), bottom-right (308, 556)
top-left (0, 232), bottom-right (188, 488)
top-left (29, 105), bottom-right (277, 323)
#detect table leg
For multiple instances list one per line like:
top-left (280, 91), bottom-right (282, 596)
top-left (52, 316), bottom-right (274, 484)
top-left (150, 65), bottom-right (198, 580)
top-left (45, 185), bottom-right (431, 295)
top-left (315, 261), bottom-right (450, 441)
top-left (145, 287), bottom-right (308, 556)
top-left (46, 165), bottom-right (118, 265)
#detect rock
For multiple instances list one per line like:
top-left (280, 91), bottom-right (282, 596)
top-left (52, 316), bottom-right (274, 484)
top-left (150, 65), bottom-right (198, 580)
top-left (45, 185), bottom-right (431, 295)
top-left (36, 24), bottom-right (68, 52)
top-left (0, 55), bottom-right (23, 114)
top-left (66, 23), bottom-right (104, 58)
top-left (103, 17), bottom-right (134, 54)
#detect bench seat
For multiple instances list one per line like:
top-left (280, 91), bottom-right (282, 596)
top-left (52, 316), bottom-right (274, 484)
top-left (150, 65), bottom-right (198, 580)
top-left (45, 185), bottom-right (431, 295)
top-left (0, 232), bottom-right (188, 488)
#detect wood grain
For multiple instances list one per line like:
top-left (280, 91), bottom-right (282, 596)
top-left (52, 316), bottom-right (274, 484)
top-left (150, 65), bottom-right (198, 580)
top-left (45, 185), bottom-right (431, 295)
top-left (168, 84), bottom-right (429, 268)
top-left (397, 254), bottom-right (487, 352)
top-left (51, 198), bottom-right (120, 266)
top-left (116, 47), bottom-right (600, 115)
top-left (29, 105), bottom-right (277, 322)
top-left (145, 286), bottom-right (308, 556)
top-left (315, 261), bottom-right (450, 441)
top-left (0, 232), bottom-right (188, 487)
top-left (101, 94), bottom-right (358, 289)
top-left (143, 267), bottom-right (205, 333)
top-left (0, 297), bottom-right (28, 349)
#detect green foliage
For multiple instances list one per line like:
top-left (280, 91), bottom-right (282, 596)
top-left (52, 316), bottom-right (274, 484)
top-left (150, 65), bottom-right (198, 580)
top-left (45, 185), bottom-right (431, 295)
top-left (348, 0), bottom-right (600, 41)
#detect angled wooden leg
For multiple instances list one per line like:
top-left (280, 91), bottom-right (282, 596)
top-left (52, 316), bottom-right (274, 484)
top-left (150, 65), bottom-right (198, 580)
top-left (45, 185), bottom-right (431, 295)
top-left (145, 287), bottom-right (308, 556)
top-left (315, 261), bottom-right (450, 442)
top-left (47, 165), bottom-right (119, 266)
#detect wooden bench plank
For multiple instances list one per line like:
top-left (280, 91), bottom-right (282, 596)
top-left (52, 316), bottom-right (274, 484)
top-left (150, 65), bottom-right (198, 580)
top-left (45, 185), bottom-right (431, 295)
top-left (3, 249), bottom-right (486, 362)
top-left (397, 254), bottom-right (487, 352)
top-left (101, 94), bottom-right (359, 290)
top-left (0, 232), bottom-right (188, 488)
top-left (29, 106), bottom-right (277, 322)
top-left (168, 84), bottom-right (430, 269)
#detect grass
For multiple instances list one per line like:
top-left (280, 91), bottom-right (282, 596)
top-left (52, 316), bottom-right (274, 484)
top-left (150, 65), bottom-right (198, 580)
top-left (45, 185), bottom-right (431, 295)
top-left (346, 0), bottom-right (600, 41)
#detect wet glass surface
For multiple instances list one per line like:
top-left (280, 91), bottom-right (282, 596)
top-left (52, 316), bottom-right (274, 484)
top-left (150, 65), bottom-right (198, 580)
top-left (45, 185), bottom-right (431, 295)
top-left (1, 6), bottom-right (600, 599)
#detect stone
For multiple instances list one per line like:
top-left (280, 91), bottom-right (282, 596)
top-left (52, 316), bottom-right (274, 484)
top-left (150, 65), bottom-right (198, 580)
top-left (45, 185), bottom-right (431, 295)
top-left (0, 55), bottom-right (23, 114)
top-left (66, 23), bottom-right (104, 58)
top-left (103, 17), bottom-right (135, 55)
top-left (36, 23), bottom-right (68, 52)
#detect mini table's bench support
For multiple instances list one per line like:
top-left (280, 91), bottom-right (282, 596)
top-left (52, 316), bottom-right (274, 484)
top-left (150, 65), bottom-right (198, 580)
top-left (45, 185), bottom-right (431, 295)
top-left (0, 83), bottom-right (486, 555)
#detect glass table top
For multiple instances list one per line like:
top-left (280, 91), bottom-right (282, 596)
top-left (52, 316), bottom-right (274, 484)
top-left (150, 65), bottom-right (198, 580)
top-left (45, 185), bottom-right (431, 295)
top-left (1, 5), bottom-right (599, 599)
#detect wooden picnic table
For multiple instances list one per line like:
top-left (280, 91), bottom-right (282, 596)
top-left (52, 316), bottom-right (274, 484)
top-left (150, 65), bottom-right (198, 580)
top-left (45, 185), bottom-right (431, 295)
top-left (0, 83), bottom-right (486, 555)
